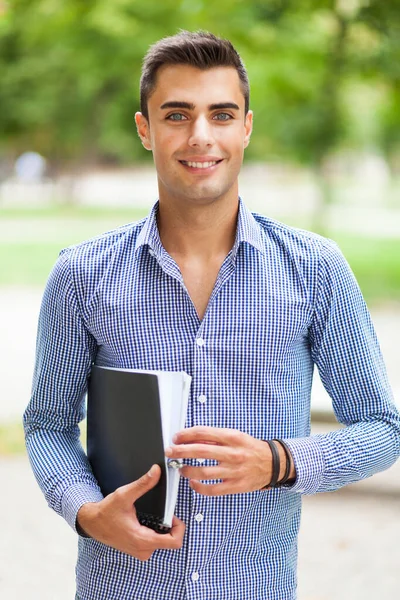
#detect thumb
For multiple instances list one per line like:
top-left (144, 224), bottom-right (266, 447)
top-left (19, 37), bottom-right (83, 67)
top-left (124, 464), bottom-right (162, 502)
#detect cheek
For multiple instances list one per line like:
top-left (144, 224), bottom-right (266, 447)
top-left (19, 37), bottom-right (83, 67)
top-left (152, 134), bottom-right (181, 163)
top-left (215, 129), bottom-right (246, 154)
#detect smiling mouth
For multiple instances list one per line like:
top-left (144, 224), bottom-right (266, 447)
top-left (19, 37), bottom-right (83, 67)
top-left (179, 160), bottom-right (223, 169)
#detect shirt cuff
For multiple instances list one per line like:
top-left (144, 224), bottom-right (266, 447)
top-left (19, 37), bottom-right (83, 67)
top-left (61, 482), bottom-right (104, 534)
top-left (281, 436), bottom-right (325, 494)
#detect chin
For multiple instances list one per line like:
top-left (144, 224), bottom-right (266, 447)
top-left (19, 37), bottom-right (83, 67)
top-left (185, 193), bottom-right (226, 205)
top-left (184, 184), bottom-right (234, 203)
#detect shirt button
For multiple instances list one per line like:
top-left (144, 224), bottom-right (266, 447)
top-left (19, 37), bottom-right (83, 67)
top-left (197, 458), bottom-right (205, 464)
top-left (196, 337), bottom-right (205, 347)
top-left (195, 513), bottom-right (204, 523)
top-left (191, 572), bottom-right (200, 582)
top-left (148, 249), bottom-right (155, 257)
top-left (198, 394), bottom-right (207, 404)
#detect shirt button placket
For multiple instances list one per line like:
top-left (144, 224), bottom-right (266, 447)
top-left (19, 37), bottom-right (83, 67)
top-left (194, 341), bottom-right (207, 463)
top-left (187, 333), bottom-right (207, 595)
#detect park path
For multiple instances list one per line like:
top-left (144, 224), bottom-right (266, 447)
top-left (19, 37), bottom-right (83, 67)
top-left (1, 452), bottom-right (400, 600)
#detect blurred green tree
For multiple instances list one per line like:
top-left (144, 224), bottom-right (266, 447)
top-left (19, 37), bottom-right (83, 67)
top-left (353, 0), bottom-right (400, 208)
top-left (0, 0), bottom-right (398, 212)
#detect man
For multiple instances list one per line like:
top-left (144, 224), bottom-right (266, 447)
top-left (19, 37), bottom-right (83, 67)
top-left (24, 31), bottom-right (400, 600)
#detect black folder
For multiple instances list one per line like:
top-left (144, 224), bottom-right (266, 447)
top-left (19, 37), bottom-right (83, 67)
top-left (87, 365), bottom-right (191, 533)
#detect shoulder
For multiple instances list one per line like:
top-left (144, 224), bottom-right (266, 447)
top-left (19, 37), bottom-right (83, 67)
top-left (59, 217), bottom-right (146, 274)
top-left (46, 218), bottom-right (146, 305)
top-left (249, 213), bottom-right (356, 308)
top-left (251, 212), bottom-right (343, 267)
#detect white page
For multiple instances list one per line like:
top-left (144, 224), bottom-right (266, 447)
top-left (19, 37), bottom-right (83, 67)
top-left (163, 373), bottom-right (191, 526)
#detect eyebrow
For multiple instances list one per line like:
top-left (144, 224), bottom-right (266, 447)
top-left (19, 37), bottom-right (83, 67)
top-left (160, 101), bottom-right (240, 111)
top-left (160, 101), bottom-right (195, 110)
top-left (209, 102), bottom-right (240, 111)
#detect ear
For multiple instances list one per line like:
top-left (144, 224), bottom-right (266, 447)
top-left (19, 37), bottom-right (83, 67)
top-left (243, 110), bottom-right (253, 149)
top-left (135, 112), bottom-right (152, 151)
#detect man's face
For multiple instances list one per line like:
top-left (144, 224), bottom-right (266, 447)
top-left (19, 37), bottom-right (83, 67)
top-left (135, 64), bottom-right (252, 207)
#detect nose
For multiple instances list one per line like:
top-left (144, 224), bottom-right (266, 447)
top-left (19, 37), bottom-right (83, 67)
top-left (188, 115), bottom-right (214, 148)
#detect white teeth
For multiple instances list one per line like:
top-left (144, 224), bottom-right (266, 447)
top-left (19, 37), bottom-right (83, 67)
top-left (184, 161), bottom-right (218, 169)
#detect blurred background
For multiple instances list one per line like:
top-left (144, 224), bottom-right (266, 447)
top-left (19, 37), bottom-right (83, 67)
top-left (0, 1), bottom-right (399, 598)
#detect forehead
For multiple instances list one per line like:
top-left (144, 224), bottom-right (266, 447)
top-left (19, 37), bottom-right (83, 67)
top-left (148, 64), bottom-right (245, 110)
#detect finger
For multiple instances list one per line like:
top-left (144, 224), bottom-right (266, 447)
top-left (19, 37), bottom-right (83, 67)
top-left (173, 426), bottom-right (242, 446)
top-left (170, 515), bottom-right (185, 529)
top-left (180, 465), bottom-right (232, 480)
top-left (189, 479), bottom-right (238, 496)
top-left (165, 443), bottom-right (236, 462)
top-left (169, 516), bottom-right (186, 542)
top-left (137, 518), bottom-right (185, 550)
top-left (119, 464), bottom-right (162, 503)
top-left (136, 551), bottom-right (153, 562)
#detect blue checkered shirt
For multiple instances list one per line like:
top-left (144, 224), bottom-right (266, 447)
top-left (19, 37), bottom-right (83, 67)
top-left (24, 199), bottom-right (400, 600)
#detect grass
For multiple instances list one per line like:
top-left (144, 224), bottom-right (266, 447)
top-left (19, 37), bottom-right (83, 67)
top-left (0, 422), bottom-right (26, 456)
top-left (334, 236), bottom-right (400, 304)
top-left (0, 205), bottom-right (148, 286)
top-left (0, 243), bottom-right (63, 286)
top-left (0, 205), bottom-right (399, 304)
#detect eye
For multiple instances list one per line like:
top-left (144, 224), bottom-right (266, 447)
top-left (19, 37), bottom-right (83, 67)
top-left (213, 113), bottom-right (232, 121)
top-left (166, 113), bottom-right (187, 121)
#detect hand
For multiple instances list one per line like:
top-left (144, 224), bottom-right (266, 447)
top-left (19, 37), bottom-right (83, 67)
top-left (76, 465), bottom-right (185, 561)
top-left (165, 427), bottom-right (293, 496)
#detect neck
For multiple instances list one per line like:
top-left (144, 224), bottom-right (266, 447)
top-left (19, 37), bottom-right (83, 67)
top-left (157, 196), bottom-right (239, 260)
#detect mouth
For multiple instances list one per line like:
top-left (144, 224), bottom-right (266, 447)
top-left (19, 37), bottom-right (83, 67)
top-left (179, 159), bottom-right (223, 170)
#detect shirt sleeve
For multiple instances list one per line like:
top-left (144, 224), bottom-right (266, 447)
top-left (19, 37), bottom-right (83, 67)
top-left (23, 249), bottom-right (104, 532)
top-left (283, 239), bottom-right (400, 495)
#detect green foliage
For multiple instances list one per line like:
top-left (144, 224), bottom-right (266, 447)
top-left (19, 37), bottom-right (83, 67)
top-left (355, 0), bottom-right (400, 167)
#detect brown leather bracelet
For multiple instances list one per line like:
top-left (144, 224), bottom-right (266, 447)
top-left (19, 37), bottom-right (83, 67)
top-left (262, 439), bottom-right (280, 489)
top-left (273, 439), bottom-right (292, 486)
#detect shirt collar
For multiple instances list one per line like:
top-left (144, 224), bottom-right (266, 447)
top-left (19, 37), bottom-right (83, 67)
top-left (231, 197), bottom-right (265, 259)
top-left (134, 202), bottom-right (163, 259)
top-left (134, 198), bottom-right (265, 261)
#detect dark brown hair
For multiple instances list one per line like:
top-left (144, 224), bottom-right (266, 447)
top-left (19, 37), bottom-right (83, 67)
top-left (140, 30), bottom-right (250, 120)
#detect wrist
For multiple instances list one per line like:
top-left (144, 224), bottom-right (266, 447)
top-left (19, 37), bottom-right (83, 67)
top-left (275, 440), bottom-right (296, 484)
top-left (276, 441), bottom-right (288, 481)
top-left (261, 439), bottom-right (296, 489)
top-left (76, 502), bottom-right (100, 537)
